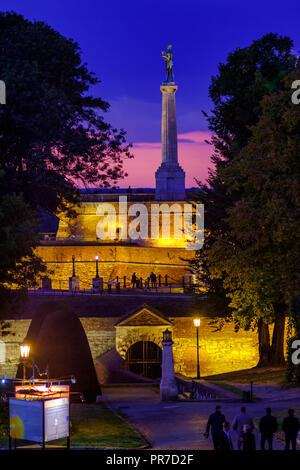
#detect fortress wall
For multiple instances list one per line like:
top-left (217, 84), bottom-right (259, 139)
top-left (35, 245), bottom-right (193, 289)
top-left (171, 317), bottom-right (259, 377)
top-left (0, 316), bottom-right (259, 380)
top-left (56, 201), bottom-right (192, 243)
top-left (0, 320), bottom-right (31, 378)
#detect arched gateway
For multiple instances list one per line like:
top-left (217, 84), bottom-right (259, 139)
top-left (115, 304), bottom-right (173, 380)
top-left (125, 341), bottom-right (162, 379)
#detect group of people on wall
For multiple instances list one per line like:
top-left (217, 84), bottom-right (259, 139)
top-left (131, 272), bottom-right (157, 289)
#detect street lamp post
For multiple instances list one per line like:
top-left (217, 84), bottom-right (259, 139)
top-left (95, 255), bottom-right (99, 279)
top-left (72, 255), bottom-right (76, 277)
top-left (193, 319), bottom-right (201, 379)
top-left (20, 343), bottom-right (30, 384)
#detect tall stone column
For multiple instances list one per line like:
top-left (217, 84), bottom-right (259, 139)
top-left (155, 83), bottom-right (185, 201)
top-left (161, 84), bottom-right (178, 164)
top-left (160, 329), bottom-right (178, 401)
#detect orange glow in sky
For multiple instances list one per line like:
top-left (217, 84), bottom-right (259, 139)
top-left (119, 130), bottom-right (213, 188)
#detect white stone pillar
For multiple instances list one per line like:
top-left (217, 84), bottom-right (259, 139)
top-left (160, 330), bottom-right (178, 401)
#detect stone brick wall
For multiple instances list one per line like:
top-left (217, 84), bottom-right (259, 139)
top-left (0, 320), bottom-right (31, 378)
top-left (56, 200), bottom-right (192, 245)
top-left (35, 245), bottom-right (193, 290)
top-left (0, 316), bottom-right (259, 380)
top-left (36, 198), bottom-right (197, 290)
top-left (171, 317), bottom-right (258, 377)
top-left (80, 317), bottom-right (117, 361)
top-left (116, 325), bottom-right (167, 359)
top-left (116, 318), bottom-right (259, 377)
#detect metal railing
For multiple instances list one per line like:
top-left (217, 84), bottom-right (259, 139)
top-left (31, 274), bottom-right (196, 296)
top-left (176, 377), bottom-right (217, 401)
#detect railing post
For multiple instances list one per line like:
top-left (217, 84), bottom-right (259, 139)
top-left (123, 276), bottom-right (126, 288)
top-left (140, 277), bottom-right (143, 289)
top-left (158, 274), bottom-right (161, 287)
top-left (165, 274), bottom-right (168, 286)
top-left (182, 276), bottom-right (185, 288)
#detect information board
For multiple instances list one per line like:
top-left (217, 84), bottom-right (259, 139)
top-left (44, 397), bottom-right (69, 442)
top-left (9, 399), bottom-right (43, 442)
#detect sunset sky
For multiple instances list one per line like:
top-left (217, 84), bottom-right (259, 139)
top-left (2, 0), bottom-right (300, 188)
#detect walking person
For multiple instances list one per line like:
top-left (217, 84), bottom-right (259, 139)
top-left (259, 407), bottom-right (278, 450)
top-left (232, 406), bottom-right (254, 450)
top-left (204, 405), bottom-right (226, 450)
top-left (218, 421), bottom-right (234, 451)
top-left (150, 272), bottom-right (157, 288)
top-left (282, 409), bottom-right (300, 451)
top-left (131, 272), bottom-right (137, 288)
top-left (242, 424), bottom-right (256, 451)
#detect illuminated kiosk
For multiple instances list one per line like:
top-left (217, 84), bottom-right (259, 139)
top-left (9, 384), bottom-right (70, 450)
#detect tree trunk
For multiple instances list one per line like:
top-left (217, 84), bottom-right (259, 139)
top-left (270, 307), bottom-right (286, 366)
top-left (256, 318), bottom-right (271, 367)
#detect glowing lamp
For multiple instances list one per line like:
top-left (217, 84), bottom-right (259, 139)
top-left (163, 329), bottom-right (172, 342)
top-left (193, 319), bottom-right (201, 328)
top-left (20, 344), bottom-right (30, 359)
top-left (95, 255), bottom-right (99, 260)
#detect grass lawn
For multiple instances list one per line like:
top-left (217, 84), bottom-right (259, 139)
top-left (0, 402), bottom-right (146, 449)
top-left (204, 367), bottom-right (286, 385)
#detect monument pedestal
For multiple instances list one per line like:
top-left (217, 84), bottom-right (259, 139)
top-left (160, 338), bottom-right (178, 401)
top-left (69, 276), bottom-right (79, 292)
top-left (41, 277), bottom-right (52, 290)
top-left (92, 277), bottom-right (103, 292)
top-left (155, 162), bottom-right (185, 201)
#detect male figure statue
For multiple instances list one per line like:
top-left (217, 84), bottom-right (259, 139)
top-left (162, 45), bottom-right (174, 82)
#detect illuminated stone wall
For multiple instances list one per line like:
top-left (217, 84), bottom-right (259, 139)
top-left (35, 198), bottom-right (200, 289)
top-left (171, 317), bottom-right (258, 377)
top-left (115, 317), bottom-right (258, 377)
top-left (35, 244), bottom-right (193, 289)
top-left (0, 316), bottom-right (259, 380)
top-left (0, 320), bottom-right (31, 378)
top-left (116, 325), bottom-right (166, 359)
top-left (56, 200), bottom-right (195, 247)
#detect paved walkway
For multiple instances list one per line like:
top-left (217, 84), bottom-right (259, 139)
top-left (232, 382), bottom-right (300, 401)
top-left (104, 385), bottom-right (300, 450)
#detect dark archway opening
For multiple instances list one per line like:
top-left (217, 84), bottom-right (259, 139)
top-left (125, 341), bottom-right (162, 379)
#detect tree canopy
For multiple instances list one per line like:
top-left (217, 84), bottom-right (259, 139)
top-left (192, 33), bottom-right (299, 365)
top-left (0, 12), bottom-right (133, 216)
top-left (0, 12), bottom-right (132, 297)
